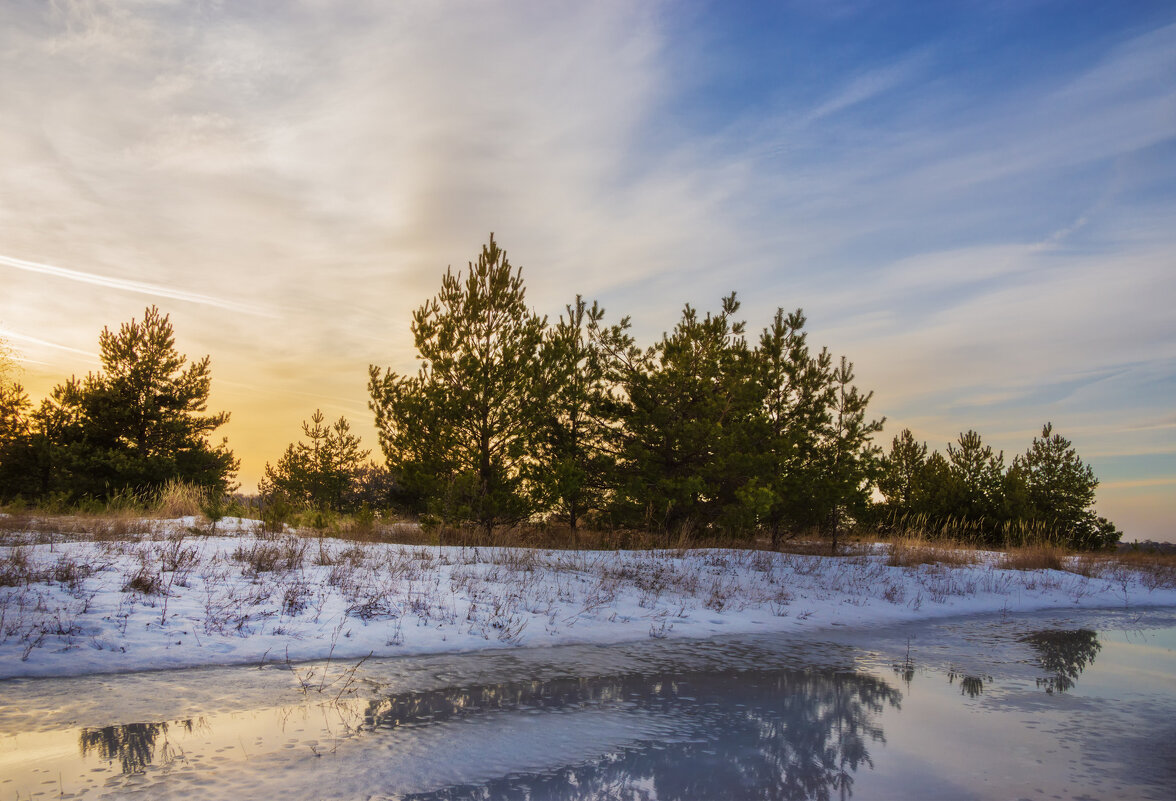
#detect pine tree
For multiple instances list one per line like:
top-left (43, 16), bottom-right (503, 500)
top-left (0, 338), bottom-right (34, 499)
top-left (877, 428), bottom-right (929, 518)
top-left (1016, 423), bottom-right (1117, 548)
top-left (612, 293), bottom-right (761, 536)
top-left (533, 296), bottom-right (617, 534)
top-left (946, 430), bottom-right (1004, 533)
top-left (917, 450), bottom-right (956, 523)
top-left (33, 307), bottom-right (237, 498)
top-left (260, 410), bottom-right (371, 512)
top-left (0, 336), bottom-right (28, 447)
top-left (753, 308), bottom-right (835, 545)
top-left (369, 235), bottom-right (546, 534)
top-left (816, 356), bottom-right (884, 551)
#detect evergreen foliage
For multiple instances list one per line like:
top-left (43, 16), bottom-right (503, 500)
top-left (877, 429), bottom-right (928, 515)
top-left (876, 423), bottom-right (1119, 548)
top-left (815, 357), bottom-right (885, 549)
top-left (753, 309), bottom-right (835, 545)
top-left (946, 430), bottom-right (1005, 522)
top-left (610, 293), bottom-right (762, 535)
top-left (0, 339), bottom-right (34, 497)
top-left (1017, 423), bottom-right (1118, 548)
top-left (369, 235), bottom-right (545, 533)
top-left (0, 308), bottom-right (237, 501)
top-left (532, 296), bottom-right (617, 533)
top-left (0, 336), bottom-right (29, 449)
top-left (259, 409), bottom-right (371, 512)
top-left (2, 240), bottom-right (1122, 550)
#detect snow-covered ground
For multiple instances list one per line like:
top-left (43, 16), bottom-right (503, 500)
top-left (2, 517), bottom-right (1174, 679)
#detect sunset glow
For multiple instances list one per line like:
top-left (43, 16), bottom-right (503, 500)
top-left (2, 2), bottom-right (1173, 539)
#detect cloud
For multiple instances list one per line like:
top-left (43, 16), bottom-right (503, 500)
top-left (1, 0), bottom-right (1173, 532)
top-left (801, 53), bottom-right (929, 125)
top-left (0, 253), bottom-right (273, 316)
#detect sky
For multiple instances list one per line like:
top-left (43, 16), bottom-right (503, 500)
top-left (1, 0), bottom-right (1173, 540)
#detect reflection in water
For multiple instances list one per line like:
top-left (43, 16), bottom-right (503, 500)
top-left (947, 670), bottom-right (991, 698)
top-left (889, 627), bottom-right (1102, 698)
top-left (1020, 629), bottom-right (1101, 694)
top-left (79, 718), bottom-right (203, 774)
top-left (69, 669), bottom-right (900, 799)
top-left (362, 669), bottom-right (902, 801)
top-left (26, 611), bottom-right (1169, 801)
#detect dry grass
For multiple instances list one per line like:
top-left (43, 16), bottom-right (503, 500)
top-left (152, 480), bottom-right (207, 518)
top-left (998, 545), bottom-right (1067, 572)
top-left (885, 536), bottom-right (980, 568)
top-left (0, 512), bottom-right (160, 546)
top-left (878, 512), bottom-right (1073, 549)
top-left (1068, 549), bottom-right (1176, 590)
top-left (3, 509), bottom-right (1175, 666)
top-left (1113, 549), bottom-right (1176, 569)
top-left (231, 535), bottom-right (308, 575)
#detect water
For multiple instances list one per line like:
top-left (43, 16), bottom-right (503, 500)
top-left (1, 607), bottom-right (1173, 800)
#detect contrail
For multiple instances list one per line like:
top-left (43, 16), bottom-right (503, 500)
top-left (0, 329), bottom-right (97, 359)
top-left (0, 253), bottom-right (274, 317)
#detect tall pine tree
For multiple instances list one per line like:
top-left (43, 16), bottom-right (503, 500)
top-left (815, 356), bottom-right (884, 551)
top-left (753, 308), bottom-right (835, 545)
top-left (368, 235), bottom-right (546, 534)
top-left (611, 294), bottom-right (761, 536)
top-left (1016, 423), bottom-right (1118, 548)
top-left (945, 429), bottom-right (1004, 529)
top-left (877, 428), bottom-right (930, 519)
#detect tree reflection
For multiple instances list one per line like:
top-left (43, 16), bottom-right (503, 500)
top-left (363, 668), bottom-right (901, 801)
top-left (1021, 628), bottom-right (1101, 694)
top-left (947, 670), bottom-right (991, 698)
top-left (79, 718), bottom-right (201, 774)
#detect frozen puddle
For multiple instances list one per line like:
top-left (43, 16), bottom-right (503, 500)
top-left (1, 607), bottom-right (1174, 799)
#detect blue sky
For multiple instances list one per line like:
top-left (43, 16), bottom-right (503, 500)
top-left (1, 1), bottom-right (1173, 538)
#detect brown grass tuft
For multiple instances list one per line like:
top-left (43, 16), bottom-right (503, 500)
top-left (152, 480), bottom-right (207, 518)
top-left (886, 535), bottom-right (979, 568)
top-left (998, 545), bottom-right (1066, 572)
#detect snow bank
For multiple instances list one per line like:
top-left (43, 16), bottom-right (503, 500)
top-left (1, 520), bottom-right (1173, 678)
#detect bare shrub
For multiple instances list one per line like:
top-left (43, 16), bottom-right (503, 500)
top-left (232, 536), bottom-right (307, 575)
top-left (123, 565), bottom-right (163, 595)
top-left (0, 546), bottom-right (40, 586)
top-left (51, 555), bottom-right (94, 591)
top-left (282, 580), bottom-right (311, 616)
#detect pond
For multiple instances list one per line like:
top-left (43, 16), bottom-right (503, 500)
top-left (1, 607), bottom-right (1173, 800)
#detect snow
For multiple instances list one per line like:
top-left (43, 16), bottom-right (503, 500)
top-left (1, 518), bottom-right (1173, 679)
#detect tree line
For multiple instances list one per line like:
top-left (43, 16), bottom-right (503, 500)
top-left (0, 235), bottom-right (1120, 548)
top-left (876, 426), bottom-right (1120, 549)
top-left (365, 236), bottom-right (884, 550)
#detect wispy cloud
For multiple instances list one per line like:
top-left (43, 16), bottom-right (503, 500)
top-left (801, 54), bottom-right (929, 125)
top-left (0, 253), bottom-right (273, 317)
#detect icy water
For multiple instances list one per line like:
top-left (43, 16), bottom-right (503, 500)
top-left (1, 608), bottom-right (1174, 800)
